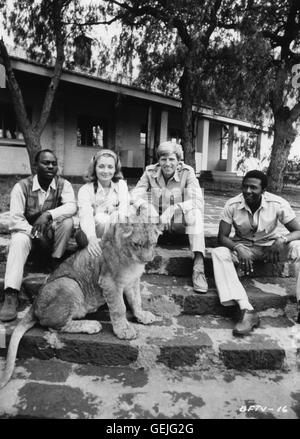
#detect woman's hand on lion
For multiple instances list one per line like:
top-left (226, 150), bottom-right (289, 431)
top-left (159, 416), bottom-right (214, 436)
top-left (87, 236), bottom-right (102, 257)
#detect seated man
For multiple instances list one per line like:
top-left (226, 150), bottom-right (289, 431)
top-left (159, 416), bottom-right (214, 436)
top-left (211, 170), bottom-right (300, 336)
top-left (0, 149), bottom-right (77, 322)
top-left (131, 141), bottom-right (207, 293)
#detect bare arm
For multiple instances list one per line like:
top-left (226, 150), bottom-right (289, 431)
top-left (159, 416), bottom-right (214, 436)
top-left (264, 218), bottom-right (300, 264)
top-left (284, 218), bottom-right (300, 240)
top-left (218, 220), bottom-right (236, 249)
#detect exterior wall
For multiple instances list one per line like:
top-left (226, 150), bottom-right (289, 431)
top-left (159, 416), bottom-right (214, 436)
top-left (115, 101), bottom-right (147, 169)
top-left (207, 122), bottom-right (222, 171)
top-left (0, 145), bottom-right (30, 174)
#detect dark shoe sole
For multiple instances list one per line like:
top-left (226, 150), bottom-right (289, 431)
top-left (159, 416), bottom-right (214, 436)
top-left (193, 288), bottom-right (208, 294)
top-left (0, 314), bottom-right (18, 322)
top-left (232, 320), bottom-right (260, 337)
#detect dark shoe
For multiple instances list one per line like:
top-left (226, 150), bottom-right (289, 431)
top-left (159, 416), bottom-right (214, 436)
top-left (0, 288), bottom-right (19, 322)
top-left (233, 309), bottom-right (260, 336)
top-left (192, 270), bottom-right (208, 293)
top-left (49, 257), bottom-right (63, 272)
top-left (297, 312), bottom-right (300, 324)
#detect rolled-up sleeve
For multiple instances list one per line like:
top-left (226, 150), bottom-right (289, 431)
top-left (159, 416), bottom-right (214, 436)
top-left (220, 201), bottom-right (234, 225)
top-left (178, 170), bottom-right (204, 214)
top-left (9, 183), bottom-right (32, 235)
top-left (117, 180), bottom-right (130, 217)
top-left (278, 199), bottom-right (296, 225)
top-left (130, 172), bottom-right (151, 209)
top-left (48, 180), bottom-right (77, 221)
top-left (77, 184), bottom-right (97, 238)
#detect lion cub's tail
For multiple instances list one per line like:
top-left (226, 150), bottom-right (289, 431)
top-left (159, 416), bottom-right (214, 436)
top-left (0, 306), bottom-right (36, 389)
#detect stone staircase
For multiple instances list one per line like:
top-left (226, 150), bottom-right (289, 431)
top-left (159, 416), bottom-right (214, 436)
top-left (0, 225), bottom-right (299, 376)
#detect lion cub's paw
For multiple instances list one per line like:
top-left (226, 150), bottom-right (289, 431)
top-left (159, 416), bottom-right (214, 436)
top-left (136, 311), bottom-right (157, 325)
top-left (84, 320), bottom-right (103, 334)
top-left (113, 322), bottom-right (137, 340)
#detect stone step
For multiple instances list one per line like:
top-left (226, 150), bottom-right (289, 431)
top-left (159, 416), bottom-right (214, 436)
top-left (0, 273), bottom-right (297, 317)
top-left (0, 308), bottom-right (299, 372)
top-left (0, 234), bottom-right (295, 278)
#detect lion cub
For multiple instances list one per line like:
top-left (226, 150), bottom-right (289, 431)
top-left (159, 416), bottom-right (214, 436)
top-left (0, 211), bottom-right (162, 388)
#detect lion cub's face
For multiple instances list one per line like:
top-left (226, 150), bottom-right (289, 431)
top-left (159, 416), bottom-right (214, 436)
top-left (127, 222), bottom-right (161, 263)
top-left (115, 212), bottom-right (162, 264)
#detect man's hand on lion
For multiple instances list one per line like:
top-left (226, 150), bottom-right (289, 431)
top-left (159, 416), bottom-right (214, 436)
top-left (87, 236), bottom-right (102, 257)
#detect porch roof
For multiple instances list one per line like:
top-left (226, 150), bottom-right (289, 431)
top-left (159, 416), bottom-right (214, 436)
top-left (11, 57), bottom-right (268, 132)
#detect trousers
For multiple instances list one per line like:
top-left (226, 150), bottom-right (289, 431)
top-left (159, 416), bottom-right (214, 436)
top-left (211, 241), bottom-right (300, 306)
top-left (4, 217), bottom-right (74, 291)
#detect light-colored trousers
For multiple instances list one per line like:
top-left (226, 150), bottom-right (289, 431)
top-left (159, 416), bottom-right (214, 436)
top-left (5, 217), bottom-right (73, 291)
top-left (211, 241), bottom-right (300, 306)
top-left (167, 208), bottom-right (205, 254)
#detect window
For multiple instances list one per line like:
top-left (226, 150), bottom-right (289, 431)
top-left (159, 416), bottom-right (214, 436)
top-left (77, 115), bottom-right (106, 147)
top-left (168, 128), bottom-right (182, 144)
top-left (140, 125), bottom-right (146, 147)
top-left (220, 125), bottom-right (229, 160)
top-left (0, 102), bottom-right (26, 141)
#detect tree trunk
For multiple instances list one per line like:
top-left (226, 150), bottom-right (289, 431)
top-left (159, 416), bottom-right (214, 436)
top-left (23, 132), bottom-right (42, 171)
top-left (267, 109), bottom-right (297, 192)
top-left (179, 65), bottom-right (195, 169)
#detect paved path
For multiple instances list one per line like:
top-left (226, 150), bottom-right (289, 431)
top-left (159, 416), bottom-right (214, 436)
top-left (0, 357), bottom-right (299, 419)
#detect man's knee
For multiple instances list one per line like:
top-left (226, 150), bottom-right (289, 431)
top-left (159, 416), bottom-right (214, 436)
top-left (58, 217), bottom-right (74, 232)
top-left (288, 240), bottom-right (300, 261)
top-left (10, 232), bottom-right (31, 250)
top-left (211, 246), bottom-right (232, 261)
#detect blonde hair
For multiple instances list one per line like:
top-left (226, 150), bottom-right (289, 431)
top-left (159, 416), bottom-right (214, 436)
top-left (156, 141), bottom-right (184, 161)
top-left (84, 149), bottom-right (124, 183)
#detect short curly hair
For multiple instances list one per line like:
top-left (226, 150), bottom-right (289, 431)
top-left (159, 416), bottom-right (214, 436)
top-left (84, 149), bottom-right (124, 183)
top-left (242, 170), bottom-right (268, 190)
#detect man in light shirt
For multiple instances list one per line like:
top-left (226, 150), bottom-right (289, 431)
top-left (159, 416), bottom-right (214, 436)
top-left (211, 170), bottom-right (300, 336)
top-left (0, 149), bottom-right (77, 322)
top-left (131, 141), bottom-right (207, 293)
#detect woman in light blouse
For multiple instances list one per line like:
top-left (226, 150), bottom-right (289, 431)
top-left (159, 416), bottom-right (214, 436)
top-left (77, 149), bottom-right (129, 257)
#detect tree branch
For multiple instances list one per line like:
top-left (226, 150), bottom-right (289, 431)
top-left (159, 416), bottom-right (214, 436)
top-left (36, 0), bottom-right (65, 135)
top-left (290, 101), bottom-right (300, 123)
top-left (281, 0), bottom-right (300, 60)
top-left (0, 38), bottom-right (32, 135)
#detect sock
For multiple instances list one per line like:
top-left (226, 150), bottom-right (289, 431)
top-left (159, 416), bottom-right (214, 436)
top-left (237, 299), bottom-right (254, 311)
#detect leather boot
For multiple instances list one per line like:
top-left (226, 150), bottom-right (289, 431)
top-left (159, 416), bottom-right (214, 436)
top-left (233, 309), bottom-right (260, 336)
top-left (0, 288), bottom-right (19, 322)
top-left (297, 302), bottom-right (300, 324)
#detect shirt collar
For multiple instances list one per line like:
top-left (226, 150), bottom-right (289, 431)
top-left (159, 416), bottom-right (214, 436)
top-left (97, 180), bottom-right (118, 193)
top-left (237, 192), bottom-right (266, 211)
top-left (32, 175), bottom-right (56, 192)
top-left (156, 165), bottom-right (180, 185)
